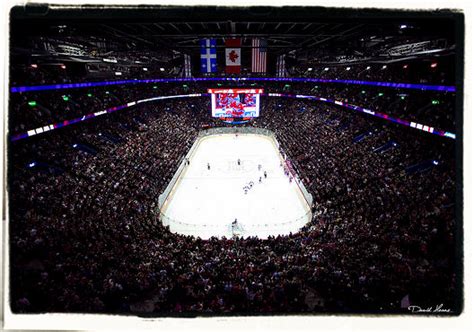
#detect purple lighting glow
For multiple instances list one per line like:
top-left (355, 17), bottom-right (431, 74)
top-left (10, 77), bottom-right (456, 93)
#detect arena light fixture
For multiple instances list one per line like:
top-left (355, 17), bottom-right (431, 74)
top-left (433, 160), bottom-right (439, 165)
top-left (72, 144), bottom-right (78, 148)
top-left (31, 64), bottom-right (38, 68)
top-left (431, 62), bottom-right (438, 68)
top-left (307, 68), bottom-right (313, 71)
top-left (28, 101), bottom-right (37, 107)
top-left (346, 67), bottom-right (351, 71)
top-left (400, 24), bottom-right (407, 29)
top-left (432, 100), bottom-right (440, 105)
top-left (366, 66), bottom-right (371, 70)
top-left (378, 92), bottom-right (384, 97)
top-left (60, 64), bottom-right (66, 69)
top-left (62, 95), bottom-right (69, 101)
top-left (143, 67), bottom-right (148, 71)
top-left (87, 93), bottom-right (92, 97)
top-left (324, 67), bottom-right (329, 71)
top-left (382, 65), bottom-right (387, 69)
top-left (115, 72), bottom-right (122, 76)
top-left (403, 64), bottom-right (408, 69)
top-left (160, 67), bottom-right (165, 72)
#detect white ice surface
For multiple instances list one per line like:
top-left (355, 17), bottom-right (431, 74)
top-left (160, 134), bottom-right (311, 239)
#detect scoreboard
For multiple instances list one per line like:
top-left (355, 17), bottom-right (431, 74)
top-left (208, 88), bottom-right (263, 119)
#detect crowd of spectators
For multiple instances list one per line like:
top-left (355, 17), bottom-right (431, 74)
top-left (10, 77), bottom-right (456, 138)
top-left (10, 54), bottom-right (455, 87)
top-left (9, 83), bottom-right (457, 314)
top-left (295, 55), bottom-right (455, 85)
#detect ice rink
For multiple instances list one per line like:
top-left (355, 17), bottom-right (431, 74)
top-left (160, 133), bottom-right (311, 239)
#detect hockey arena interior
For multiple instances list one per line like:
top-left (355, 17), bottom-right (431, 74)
top-left (7, 6), bottom-right (462, 316)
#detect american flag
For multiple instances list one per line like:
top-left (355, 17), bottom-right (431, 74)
top-left (252, 39), bottom-right (267, 73)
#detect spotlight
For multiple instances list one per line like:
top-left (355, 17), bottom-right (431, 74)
top-left (28, 162), bottom-right (36, 168)
top-left (160, 68), bottom-right (165, 72)
top-left (366, 66), bottom-right (371, 70)
top-left (115, 72), bottom-right (122, 76)
top-left (72, 144), bottom-right (78, 148)
top-left (324, 67), bottom-right (329, 71)
top-left (382, 65), bottom-right (387, 69)
top-left (31, 64), bottom-right (38, 68)
top-left (433, 160), bottom-right (439, 165)
top-left (431, 62), bottom-right (438, 68)
top-left (307, 68), bottom-right (313, 71)
top-left (400, 24), bottom-right (407, 29)
top-left (60, 64), bottom-right (66, 69)
top-left (346, 67), bottom-right (351, 71)
top-left (143, 67), bottom-right (148, 71)
top-left (403, 64), bottom-right (408, 69)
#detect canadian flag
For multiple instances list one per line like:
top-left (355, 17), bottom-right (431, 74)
top-left (225, 38), bottom-right (241, 74)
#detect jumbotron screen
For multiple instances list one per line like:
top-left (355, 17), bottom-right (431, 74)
top-left (208, 88), bottom-right (263, 118)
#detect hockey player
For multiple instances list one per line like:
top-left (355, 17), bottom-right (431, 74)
top-left (207, 163), bottom-right (210, 170)
top-left (264, 171), bottom-right (267, 179)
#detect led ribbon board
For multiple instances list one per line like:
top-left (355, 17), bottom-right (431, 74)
top-left (266, 93), bottom-right (456, 139)
top-left (10, 93), bottom-right (455, 141)
top-left (10, 94), bottom-right (203, 141)
top-left (11, 78), bottom-right (455, 93)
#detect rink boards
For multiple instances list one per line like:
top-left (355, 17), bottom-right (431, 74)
top-left (158, 129), bottom-right (312, 239)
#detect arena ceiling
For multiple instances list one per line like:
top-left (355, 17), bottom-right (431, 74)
top-left (10, 5), bottom-right (459, 65)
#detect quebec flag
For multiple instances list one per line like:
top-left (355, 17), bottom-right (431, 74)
top-left (200, 39), bottom-right (217, 73)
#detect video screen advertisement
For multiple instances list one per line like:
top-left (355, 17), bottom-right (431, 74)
top-left (208, 88), bottom-right (264, 118)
